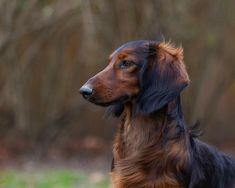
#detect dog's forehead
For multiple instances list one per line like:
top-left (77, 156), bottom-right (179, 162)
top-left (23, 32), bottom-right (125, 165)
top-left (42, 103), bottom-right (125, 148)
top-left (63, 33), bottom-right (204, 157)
top-left (109, 40), bottom-right (149, 59)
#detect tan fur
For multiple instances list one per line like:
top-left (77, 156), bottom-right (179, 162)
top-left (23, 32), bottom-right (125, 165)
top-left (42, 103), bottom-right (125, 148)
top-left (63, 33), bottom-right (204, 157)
top-left (157, 42), bottom-right (190, 87)
top-left (158, 42), bottom-right (184, 61)
top-left (111, 101), bottom-right (188, 188)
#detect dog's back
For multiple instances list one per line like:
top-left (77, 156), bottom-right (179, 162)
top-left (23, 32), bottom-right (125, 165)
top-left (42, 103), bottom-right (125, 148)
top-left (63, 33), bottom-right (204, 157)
top-left (189, 139), bottom-right (235, 188)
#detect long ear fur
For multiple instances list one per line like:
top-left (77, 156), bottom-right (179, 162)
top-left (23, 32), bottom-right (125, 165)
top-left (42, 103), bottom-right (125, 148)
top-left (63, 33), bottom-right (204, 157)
top-left (135, 42), bottom-right (189, 115)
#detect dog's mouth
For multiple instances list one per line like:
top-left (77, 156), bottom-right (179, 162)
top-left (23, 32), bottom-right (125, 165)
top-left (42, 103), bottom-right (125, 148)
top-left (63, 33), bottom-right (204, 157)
top-left (83, 94), bottom-right (131, 107)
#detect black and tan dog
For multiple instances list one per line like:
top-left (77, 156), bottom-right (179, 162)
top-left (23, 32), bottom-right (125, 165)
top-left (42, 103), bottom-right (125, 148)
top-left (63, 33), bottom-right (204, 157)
top-left (80, 40), bottom-right (235, 188)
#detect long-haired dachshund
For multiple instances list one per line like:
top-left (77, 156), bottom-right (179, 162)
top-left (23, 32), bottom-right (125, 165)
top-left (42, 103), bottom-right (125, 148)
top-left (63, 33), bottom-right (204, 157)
top-left (80, 40), bottom-right (235, 188)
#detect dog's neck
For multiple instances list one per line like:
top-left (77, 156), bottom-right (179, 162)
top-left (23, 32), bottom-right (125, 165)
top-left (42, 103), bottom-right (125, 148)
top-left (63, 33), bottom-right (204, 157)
top-left (116, 97), bottom-right (187, 156)
top-left (112, 97), bottom-right (190, 187)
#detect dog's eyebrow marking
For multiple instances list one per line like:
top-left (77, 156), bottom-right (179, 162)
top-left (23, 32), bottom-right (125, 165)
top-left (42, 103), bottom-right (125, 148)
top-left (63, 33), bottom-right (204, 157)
top-left (118, 53), bottom-right (127, 60)
top-left (109, 51), bottom-right (129, 64)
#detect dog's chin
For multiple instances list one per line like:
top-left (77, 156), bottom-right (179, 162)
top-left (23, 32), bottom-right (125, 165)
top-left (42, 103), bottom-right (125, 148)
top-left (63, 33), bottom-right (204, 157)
top-left (85, 95), bottom-right (131, 107)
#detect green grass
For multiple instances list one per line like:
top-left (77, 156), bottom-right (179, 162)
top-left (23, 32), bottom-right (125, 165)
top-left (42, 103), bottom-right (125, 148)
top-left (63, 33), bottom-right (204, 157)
top-left (0, 169), bottom-right (110, 188)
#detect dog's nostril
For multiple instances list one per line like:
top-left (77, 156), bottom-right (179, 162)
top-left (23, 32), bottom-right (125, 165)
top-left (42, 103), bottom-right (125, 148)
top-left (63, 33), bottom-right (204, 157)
top-left (80, 85), bottom-right (93, 97)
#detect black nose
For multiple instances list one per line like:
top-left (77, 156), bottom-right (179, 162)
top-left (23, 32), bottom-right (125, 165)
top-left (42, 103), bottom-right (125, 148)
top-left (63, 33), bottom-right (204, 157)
top-left (80, 85), bottom-right (93, 97)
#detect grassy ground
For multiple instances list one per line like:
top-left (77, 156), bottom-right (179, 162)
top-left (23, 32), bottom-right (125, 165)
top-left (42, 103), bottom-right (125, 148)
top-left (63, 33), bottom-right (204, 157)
top-left (0, 169), bottom-right (110, 188)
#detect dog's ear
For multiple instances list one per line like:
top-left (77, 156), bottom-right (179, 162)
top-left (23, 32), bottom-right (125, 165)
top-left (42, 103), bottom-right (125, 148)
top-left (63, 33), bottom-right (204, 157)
top-left (135, 42), bottom-right (189, 114)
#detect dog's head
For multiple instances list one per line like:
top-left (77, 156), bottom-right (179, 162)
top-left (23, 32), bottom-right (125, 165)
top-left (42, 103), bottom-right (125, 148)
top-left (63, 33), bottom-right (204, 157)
top-left (80, 40), bottom-right (189, 116)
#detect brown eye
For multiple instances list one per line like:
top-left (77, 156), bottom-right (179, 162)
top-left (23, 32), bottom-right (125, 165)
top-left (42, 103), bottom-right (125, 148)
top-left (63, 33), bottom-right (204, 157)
top-left (120, 60), bottom-right (134, 69)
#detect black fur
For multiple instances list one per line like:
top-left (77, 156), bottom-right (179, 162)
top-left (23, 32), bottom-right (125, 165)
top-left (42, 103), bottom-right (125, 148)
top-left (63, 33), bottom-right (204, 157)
top-left (135, 44), bottom-right (188, 115)
top-left (165, 97), bottom-right (235, 188)
top-left (106, 103), bottom-right (124, 117)
top-left (188, 139), bottom-right (235, 188)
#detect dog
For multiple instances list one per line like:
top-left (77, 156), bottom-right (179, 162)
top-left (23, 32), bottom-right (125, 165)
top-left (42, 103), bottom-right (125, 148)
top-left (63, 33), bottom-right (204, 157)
top-left (80, 40), bottom-right (235, 188)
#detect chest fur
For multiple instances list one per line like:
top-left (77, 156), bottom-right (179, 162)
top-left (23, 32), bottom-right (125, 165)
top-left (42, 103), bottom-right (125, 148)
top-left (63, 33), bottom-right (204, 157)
top-left (111, 115), bottom-right (188, 188)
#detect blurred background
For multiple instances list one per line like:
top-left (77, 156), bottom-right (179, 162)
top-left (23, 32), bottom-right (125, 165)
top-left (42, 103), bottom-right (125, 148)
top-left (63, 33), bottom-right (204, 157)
top-left (0, 0), bottom-right (234, 187)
